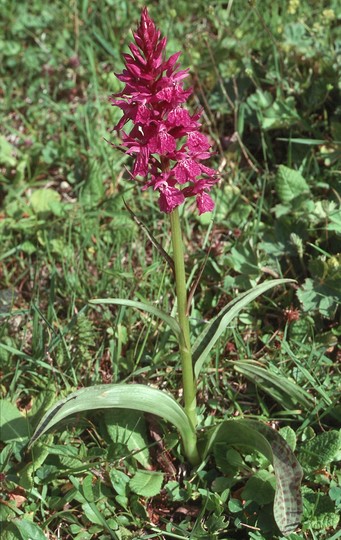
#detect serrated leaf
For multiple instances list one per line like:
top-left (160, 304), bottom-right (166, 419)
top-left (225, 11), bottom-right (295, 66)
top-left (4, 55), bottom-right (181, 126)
top-left (201, 419), bottom-right (303, 536)
top-left (129, 470), bottom-right (164, 497)
top-left (193, 279), bottom-right (295, 379)
top-left (297, 278), bottom-right (340, 318)
top-left (303, 489), bottom-right (340, 530)
top-left (276, 165), bottom-right (309, 203)
top-left (29, 384), bottom-right (198, 464)
top-left (104, 409), bottom-right (151, 468)
top-left (0, 400), bottom-right (29, 443)
top-left (300, 430), bottom-right (340, 470)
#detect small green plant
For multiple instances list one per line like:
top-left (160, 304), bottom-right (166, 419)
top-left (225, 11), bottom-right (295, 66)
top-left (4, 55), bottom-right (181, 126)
top-left (26, 8), bottom-right (304, 537)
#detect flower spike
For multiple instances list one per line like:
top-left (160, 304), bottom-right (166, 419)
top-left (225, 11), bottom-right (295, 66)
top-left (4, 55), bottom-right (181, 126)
top-left (110, 7), bottom-right (218, 214)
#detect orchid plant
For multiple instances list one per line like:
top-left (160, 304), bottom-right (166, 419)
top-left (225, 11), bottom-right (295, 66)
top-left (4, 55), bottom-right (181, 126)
top-left (30, 8), bottom-right (303, 536)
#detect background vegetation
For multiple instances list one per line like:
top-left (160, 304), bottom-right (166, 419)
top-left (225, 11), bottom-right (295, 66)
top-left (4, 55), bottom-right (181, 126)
top-left (1, 0), bottom-right (340, 539)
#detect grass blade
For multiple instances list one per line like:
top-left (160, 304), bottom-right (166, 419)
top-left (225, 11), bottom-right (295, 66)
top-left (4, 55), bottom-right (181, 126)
top-left (123, 199), bottom-right (175, 273)
top-left (193, 279), bottom-right (295, 379)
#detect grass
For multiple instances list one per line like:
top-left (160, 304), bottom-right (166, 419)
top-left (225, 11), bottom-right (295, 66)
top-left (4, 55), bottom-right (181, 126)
top-left (1, 0), bottom-right (340, 539)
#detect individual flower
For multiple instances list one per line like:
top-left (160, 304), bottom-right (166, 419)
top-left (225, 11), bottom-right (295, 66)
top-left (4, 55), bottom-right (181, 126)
top-left (110, 7), bottom-right (218, 214)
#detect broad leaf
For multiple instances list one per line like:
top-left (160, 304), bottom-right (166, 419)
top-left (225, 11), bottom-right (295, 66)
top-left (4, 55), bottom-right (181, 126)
top-left (104, 409), bottom-right (151, 468)
top-left (29, 384), bottom-right (197, 463)
top-left (193, 279), bottom-right (294, 379)
top-left (242, 470), bottom-right (276, 505)
top-left (129, 470), bottom-right (164, 497)
top-left (275, 165), bottom-right (309, 203)
top-left (230, 359), bottom-right (313, 410)
top-left (201, 419), bottom-right (303, 536)
top-left (299, 430), bottom-right (340, 470)
top-left (0, 400), bottom-right (29, 443)
top-left (12, 519), bottom-right (47, 540)
top-left (30, 188), bottom-right (62, 215)
top-left (89, 298), bottom-right (181, 337)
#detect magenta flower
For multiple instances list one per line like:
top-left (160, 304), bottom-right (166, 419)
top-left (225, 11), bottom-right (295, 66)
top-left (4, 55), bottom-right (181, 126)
top-left (110, 7), bottom-right (218, 214)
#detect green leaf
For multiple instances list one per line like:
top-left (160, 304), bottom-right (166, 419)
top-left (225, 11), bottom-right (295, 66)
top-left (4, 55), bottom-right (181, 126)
top-left (297, 274), bottom-right (340, 318)
top-left (279, 426), bottom-right (297, 452)
top-left (303, 488), bottom-right (340, 530)
top-left (29, 384), bottom-right (197, 463)
top-left (0, 400), bottom-right (29, 443)
top-left (89, 298), bottom-right (181, 337)
top-left (225, 244), bottom-right (259, 276)
top-left (104, 409), bottom-right (151, 468)
top-left (19, 435), bottom-right (53, 489)
top-left (1, 524), bottom-right (21, 540)
top-left (0, 135), bottom-right (17, 166)
top-left (109, 469), bottom-right (130, 496)
top-left (228, 498), bottom-right (243, 513)
top-left (201, 419), bottom-right (303, 536)
top-left (230, 360), bottom-right (313, 410)
top-left (193, 279), bottom-right (295, 379)
top-left (12, 519), bottom-right (47, 540)
top-left (81, 502), bottom-right (104, 525)
top-left (129, 470), bottom-right (164, 497)
top-left (30, 188), bottom-right (62, 214)
top-left (275, 165), bottom-right (309, 203)
top-left (261, 97), bottom-right (301, 130)
top-left (300, 431), bottom-right (340, 470)
top-left (80, 160), bottom-right (105, 206)
top-left (242, 470), bottom-right (276, 505)
top-left (27, 389), bottom-right (56, 431)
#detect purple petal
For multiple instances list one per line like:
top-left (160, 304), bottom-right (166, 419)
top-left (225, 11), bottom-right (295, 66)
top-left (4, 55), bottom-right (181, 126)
top-left (197, 192), bottom-right (215, 214)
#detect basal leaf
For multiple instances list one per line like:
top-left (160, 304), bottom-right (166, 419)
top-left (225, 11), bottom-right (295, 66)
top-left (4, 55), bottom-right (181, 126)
top-left (193, 279), bottom-right (294, 379)
top-left (129, 470), bottom-right (164, 497)
top-left (29, 384), bottom-right (198, 464)
top-left (201, 419), bottom-right (303, 536)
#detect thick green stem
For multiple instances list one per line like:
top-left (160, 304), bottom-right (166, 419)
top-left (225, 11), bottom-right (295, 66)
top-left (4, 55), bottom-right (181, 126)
top-left (170, 208), bottom-right (198, 436)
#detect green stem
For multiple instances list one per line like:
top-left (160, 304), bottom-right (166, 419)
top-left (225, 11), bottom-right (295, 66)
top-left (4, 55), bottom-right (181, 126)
top-left (170, 208), bottom-right (198, 441)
